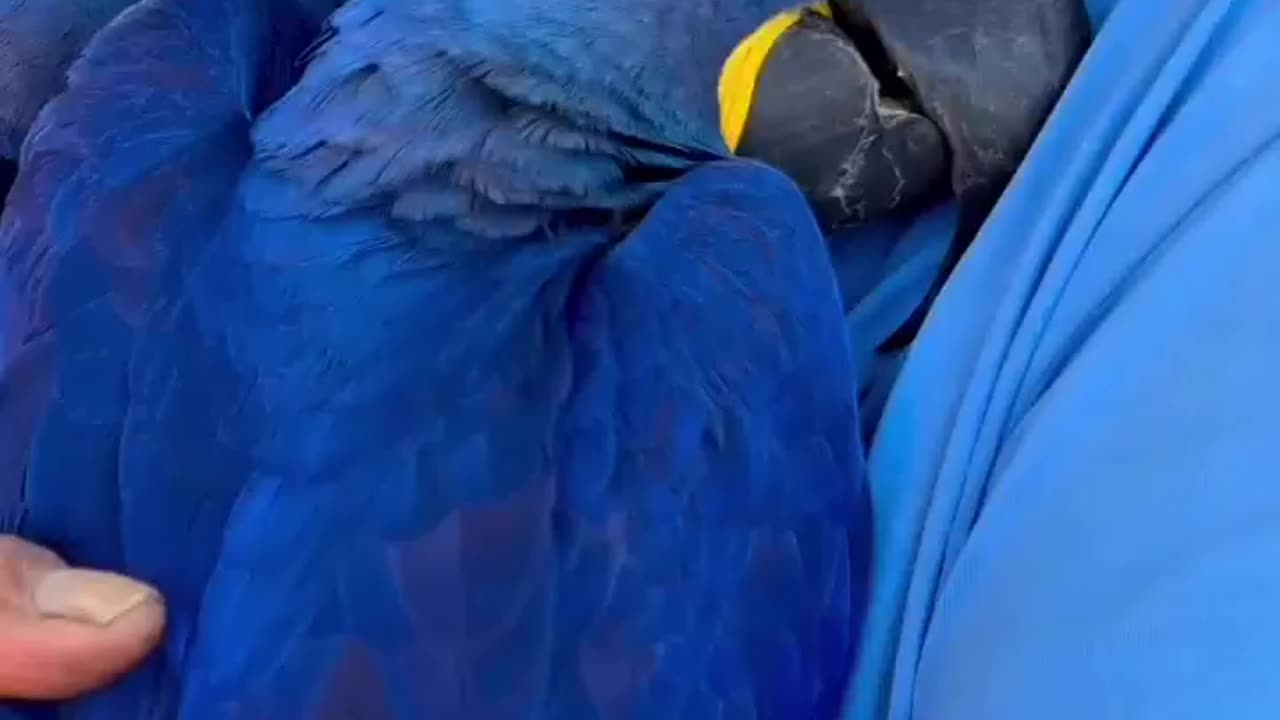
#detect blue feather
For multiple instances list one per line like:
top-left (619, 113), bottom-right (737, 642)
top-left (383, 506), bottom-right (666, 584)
top-left (0, 0), bottom-right (140, 159)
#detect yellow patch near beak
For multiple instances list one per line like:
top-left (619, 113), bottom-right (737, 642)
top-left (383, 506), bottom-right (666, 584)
top-left (718, 2), bottom-right (832, 153)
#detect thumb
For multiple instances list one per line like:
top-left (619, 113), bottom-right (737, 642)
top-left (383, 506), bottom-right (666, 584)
top-left (0, 536), bottom-right (165, 700)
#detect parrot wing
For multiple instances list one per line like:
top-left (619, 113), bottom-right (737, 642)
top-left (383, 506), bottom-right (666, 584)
top-left (554, 162), bottom-right (869, 718)
top-left (1, 0), bottom-right (329, 715)
top-left (0, 0), bottom-right (284, 565)
top-left (145, 161), bottom-right (866, 720)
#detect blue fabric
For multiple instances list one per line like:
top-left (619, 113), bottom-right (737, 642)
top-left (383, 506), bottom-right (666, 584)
top-left (827, 206), bottom-right (954, 438)
top-left (1085, 0), bottom-right (1120, 28)
top-left (0, 0), bottom-right (868, 717)
top-left (847, 0), bottom-right (1280, 718)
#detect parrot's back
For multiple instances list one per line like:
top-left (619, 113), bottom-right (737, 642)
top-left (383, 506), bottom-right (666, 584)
top-left (0, 0), bottom-right (143, 159)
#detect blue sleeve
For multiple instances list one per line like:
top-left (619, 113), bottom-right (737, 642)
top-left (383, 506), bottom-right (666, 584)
top-left (850, 0), bottom-right (1280, 718)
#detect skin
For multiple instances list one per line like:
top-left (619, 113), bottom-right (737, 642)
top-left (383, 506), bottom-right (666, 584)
top-left (0, 536), bottom-right (164, 700)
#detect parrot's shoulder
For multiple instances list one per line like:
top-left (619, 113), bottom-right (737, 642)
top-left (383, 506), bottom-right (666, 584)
top-left (545, 161), bottom-right (866, 716)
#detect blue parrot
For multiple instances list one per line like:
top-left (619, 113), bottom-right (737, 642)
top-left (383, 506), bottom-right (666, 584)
top-left (0, 0), bottom-right (869, 718)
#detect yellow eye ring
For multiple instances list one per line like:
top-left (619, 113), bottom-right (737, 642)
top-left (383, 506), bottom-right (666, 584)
top-left (718, 2), bottom-right (832, 152)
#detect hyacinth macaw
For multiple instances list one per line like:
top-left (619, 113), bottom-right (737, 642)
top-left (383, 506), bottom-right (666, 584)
top-left (0, 0), bottom-right (868, 719)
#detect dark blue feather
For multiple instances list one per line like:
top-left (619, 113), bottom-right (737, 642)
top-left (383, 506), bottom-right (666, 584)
top-left (0, 0), bottom-right (140, 159)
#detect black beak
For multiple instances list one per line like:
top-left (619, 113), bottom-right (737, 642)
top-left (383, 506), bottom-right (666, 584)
top-left (733, 0), bottom-right (1090, 346)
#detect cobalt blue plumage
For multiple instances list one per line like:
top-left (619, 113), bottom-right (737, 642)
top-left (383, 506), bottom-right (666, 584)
top-left (0, 0), bottom-right (138, 206)
top-left (0, 0), bottom-right (870, 717)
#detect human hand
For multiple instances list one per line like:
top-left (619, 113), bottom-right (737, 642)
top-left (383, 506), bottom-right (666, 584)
top-left (0, 536), bottom-right (164, 700)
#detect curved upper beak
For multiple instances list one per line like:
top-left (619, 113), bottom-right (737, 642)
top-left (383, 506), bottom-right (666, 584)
top-left (728, 0), bottom-right (1090, 228)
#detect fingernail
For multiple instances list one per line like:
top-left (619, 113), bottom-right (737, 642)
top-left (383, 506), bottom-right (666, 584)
top-left (33, 569), bottom-right (160, 626)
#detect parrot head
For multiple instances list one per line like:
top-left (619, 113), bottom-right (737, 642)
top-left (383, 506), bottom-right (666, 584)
top-left (355, 0), bottom-right (817, 152)
top-left (253, 0), bottom-right (817, 236)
